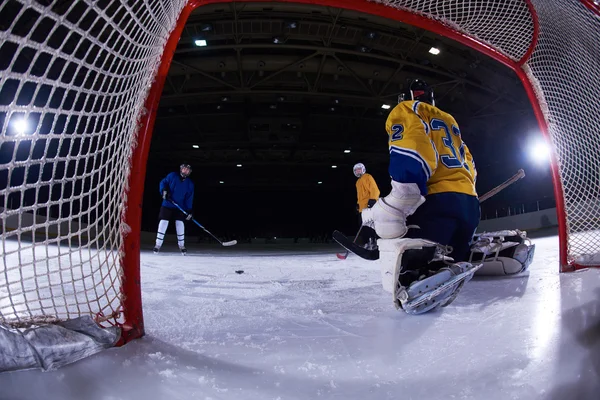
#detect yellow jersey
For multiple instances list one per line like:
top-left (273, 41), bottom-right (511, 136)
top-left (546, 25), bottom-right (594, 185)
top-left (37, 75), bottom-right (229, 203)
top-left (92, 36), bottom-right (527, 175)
top-left (385, 100), bottom-right (477, 197)
top-left (356, 173), bottom-right (380, 212)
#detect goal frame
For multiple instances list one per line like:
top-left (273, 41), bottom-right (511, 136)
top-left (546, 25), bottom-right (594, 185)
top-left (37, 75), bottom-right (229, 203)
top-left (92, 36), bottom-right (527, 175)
top-left (118, 0), bottom-right (596, 342)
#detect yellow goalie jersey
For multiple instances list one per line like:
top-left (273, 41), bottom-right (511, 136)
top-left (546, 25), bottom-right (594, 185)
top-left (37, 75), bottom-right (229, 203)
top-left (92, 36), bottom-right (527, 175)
top-left (385, 100), bottom-right (477, 197)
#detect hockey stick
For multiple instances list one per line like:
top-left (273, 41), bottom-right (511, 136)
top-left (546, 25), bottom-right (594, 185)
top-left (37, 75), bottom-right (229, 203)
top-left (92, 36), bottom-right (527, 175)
top-left (168, 200), bottom-right (237, 247)
top-left (335, 169), bottom-right (525, 259)
top-left (479, 169), bottom-right (525, 203)
top-left (337, 225), bottom-right (364, 260)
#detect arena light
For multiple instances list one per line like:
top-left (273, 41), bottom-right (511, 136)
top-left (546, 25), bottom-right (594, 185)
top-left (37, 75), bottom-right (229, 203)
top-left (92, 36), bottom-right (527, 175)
top-left (529, 138), bottom-right (551, 164)
top-left (429, 46), bottom-right (441, 55)
top-left (344, 149), bottom-right (351, 154)
top-left (331, 165), bottom-right (337, 168)
top-left (219, 181), bottom-right (224, 184)
top-left (381, 104), bottom-right (391, 109)
top-left (12, 118), bottom-right (29, 135)
top-left (318, 181), bottom-right (323, 184)
top-left (192, 144), bottom-right (199, 149)
top-left (194, 39), bottom-right (207, 47)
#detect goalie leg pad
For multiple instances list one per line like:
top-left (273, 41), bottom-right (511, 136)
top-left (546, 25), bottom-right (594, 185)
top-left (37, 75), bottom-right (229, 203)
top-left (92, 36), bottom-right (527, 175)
top-left (377, 238), bottom-right (439, 294)
top-left (470, 230), bottom-right (536, 276)
top-left (378, 238), bottom-right (479, 315)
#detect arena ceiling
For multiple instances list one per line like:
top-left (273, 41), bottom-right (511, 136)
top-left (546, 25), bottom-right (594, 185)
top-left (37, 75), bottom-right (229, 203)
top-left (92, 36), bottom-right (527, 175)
top-left (148, 1), bottom-right (537, 191)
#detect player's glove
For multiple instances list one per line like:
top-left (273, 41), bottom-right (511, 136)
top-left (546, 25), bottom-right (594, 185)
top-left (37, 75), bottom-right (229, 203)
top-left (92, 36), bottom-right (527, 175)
top-left (185, 213), bottom-right (193, 221)
top-left (361, 180), bottom-right (425, 239)
top-left (367, 199), bottom-right (377, 208)
top-left (162, 189), bottom-right (169, 200)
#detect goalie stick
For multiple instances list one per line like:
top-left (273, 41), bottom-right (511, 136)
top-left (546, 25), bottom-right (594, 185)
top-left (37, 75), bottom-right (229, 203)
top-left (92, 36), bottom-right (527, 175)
top-left (168, 200), bottom-right (237, 247)
top-left (335, 169), bottom-right (526, 261)
top-left (478, 169), bottom-right (525, 203)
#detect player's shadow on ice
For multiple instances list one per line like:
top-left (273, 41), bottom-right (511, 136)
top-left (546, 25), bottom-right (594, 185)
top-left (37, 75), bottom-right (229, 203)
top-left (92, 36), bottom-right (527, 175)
top-left (547, 286), bottom-right (600, 399)
top-left (456, 272), bottom-right (531, 310)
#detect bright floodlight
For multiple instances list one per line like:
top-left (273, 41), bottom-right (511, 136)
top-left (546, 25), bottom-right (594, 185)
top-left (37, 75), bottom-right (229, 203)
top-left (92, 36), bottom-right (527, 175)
top-left (317, 181), bottom-right (322, 184)
top-left (194, 39), bottom-right (207, 47)
top-left (530, 139), bottom-right (551, 163)
top-left (192, 144), bottom-right (199, 149)
top-left (429, 47), bottom-right (440, 55)
top-left (219, 181), bottom-right (224, 184)
top-left (381, 104), bottom-right (391, 109)
top-left (236, 164), bottom-right (242, 167)
top-left (331, 165), bottom-right (337, 169)
top-left (12, 118), bottom-right (28, 135)
top-left (344, 149), bottom-right (351, 153)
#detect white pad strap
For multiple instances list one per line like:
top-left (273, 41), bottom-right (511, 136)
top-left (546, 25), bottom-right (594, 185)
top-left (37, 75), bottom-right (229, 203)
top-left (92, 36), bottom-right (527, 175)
top-left (175, 220), bottom-right (185, 248)
top-left (155, 220), bottom-right (169, 247)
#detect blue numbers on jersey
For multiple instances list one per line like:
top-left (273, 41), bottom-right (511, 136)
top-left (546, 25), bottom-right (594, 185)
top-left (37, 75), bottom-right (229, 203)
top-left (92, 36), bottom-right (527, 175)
top-left (430, 118), bottom-right (468, 170)
top-left (391, 124), bottom-right (404, 141)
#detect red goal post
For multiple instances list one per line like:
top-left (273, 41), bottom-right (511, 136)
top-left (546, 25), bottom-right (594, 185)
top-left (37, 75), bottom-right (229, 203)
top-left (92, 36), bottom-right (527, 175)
top-left (1, 0), bottom-right (599, 346)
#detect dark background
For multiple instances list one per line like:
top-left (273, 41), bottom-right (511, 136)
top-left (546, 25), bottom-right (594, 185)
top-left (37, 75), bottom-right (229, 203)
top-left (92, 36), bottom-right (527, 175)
top-left (140, 2), bottom-right (554, 241)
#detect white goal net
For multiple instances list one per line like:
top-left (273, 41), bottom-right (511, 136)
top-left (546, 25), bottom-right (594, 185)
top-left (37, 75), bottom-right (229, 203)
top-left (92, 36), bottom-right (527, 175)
top-left (1, 0), bottom-right (599, 355)
top-left (1, 0), bottom-right (187, 335)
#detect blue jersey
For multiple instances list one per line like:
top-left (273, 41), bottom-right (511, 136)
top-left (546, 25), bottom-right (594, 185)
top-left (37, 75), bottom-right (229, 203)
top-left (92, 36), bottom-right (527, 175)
top-left (159, 172), bottom-right (194, 211)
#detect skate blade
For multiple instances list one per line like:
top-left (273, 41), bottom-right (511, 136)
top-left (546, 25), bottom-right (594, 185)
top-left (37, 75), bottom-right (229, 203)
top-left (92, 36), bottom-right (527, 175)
top-left (401, 263), bottom-right (483, 313)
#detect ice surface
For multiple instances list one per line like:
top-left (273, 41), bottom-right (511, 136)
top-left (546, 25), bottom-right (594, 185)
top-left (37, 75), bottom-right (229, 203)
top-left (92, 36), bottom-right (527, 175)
top-left (1, 235), bottom-right (599, 399)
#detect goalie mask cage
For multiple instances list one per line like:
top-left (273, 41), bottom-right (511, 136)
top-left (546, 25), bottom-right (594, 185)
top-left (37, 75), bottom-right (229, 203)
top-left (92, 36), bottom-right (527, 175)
top-left (1, 0), bottom-right (598, 343)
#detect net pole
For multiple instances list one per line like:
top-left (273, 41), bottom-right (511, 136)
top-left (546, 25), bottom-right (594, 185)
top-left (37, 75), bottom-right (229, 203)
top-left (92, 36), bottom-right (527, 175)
top-left (119, 3), bottom-right (197, 344)
top-left (580, 0), bottom-right (600, 14)
top-left (517, 72), bottom-right (570, 270)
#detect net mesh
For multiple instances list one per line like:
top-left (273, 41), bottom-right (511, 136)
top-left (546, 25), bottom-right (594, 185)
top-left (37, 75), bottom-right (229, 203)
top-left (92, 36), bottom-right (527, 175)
top-left (526, 0), bottom-right (600, 265)
top-left (0, 0), bottom-right (187, 327)
top-left (371, 0), bottom-right (535, 62)
top-left (1, 0), bottom-right (599, 329)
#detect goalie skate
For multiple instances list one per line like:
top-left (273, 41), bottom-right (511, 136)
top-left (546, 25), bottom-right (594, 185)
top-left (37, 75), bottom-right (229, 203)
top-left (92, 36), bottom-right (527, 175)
top-left (395, 262), bottom-right (483, 315)
top-left (378, 238), bottom-right (481, 315)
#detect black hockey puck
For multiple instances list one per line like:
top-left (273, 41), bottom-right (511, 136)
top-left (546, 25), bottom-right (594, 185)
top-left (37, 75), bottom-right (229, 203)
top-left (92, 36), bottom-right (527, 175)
top-left (235, 270), bottom-right (244, 274)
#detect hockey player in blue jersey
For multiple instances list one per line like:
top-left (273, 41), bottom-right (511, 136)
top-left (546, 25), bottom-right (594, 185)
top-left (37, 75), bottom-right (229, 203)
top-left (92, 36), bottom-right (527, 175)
top-left (360, 79), bottom-right (482, 314)
top-left (154, 164), bottom-right (195, 255)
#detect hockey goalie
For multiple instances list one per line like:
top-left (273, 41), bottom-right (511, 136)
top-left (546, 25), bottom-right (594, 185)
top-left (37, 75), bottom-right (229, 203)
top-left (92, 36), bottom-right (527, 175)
top-left (360, 79), bottom-right (535, 315)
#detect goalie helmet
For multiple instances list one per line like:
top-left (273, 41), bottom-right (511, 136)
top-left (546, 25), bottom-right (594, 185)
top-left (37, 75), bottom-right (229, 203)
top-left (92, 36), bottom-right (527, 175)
top-left (353, 163), bottom-right (366, 178)
top-left (408, 79), bottom-right (435, 106)
top-left (180, 163), bottom-right (192, 179)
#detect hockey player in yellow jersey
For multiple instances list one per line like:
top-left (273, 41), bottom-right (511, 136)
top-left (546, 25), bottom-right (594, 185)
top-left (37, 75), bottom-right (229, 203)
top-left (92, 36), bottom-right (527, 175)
top-left (360, 79), bottom-right (481, 314)
top-left (354, 163), bottom-right (380, 212)
top-left (353, 163), bottom-right (380, 247)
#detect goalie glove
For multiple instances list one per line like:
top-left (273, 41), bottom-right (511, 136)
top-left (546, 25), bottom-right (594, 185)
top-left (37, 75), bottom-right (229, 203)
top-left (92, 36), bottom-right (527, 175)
top-left (361, 180), bottom-right (425, 239)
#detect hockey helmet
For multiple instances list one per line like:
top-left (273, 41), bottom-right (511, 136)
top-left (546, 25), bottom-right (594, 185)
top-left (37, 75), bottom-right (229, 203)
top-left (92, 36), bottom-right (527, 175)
top-left (180, 163), bottom-right (192, 178)
top-left (353, 163), bottom-right (366, 178)
top-left (408, 79), bottom-right (435, 106)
